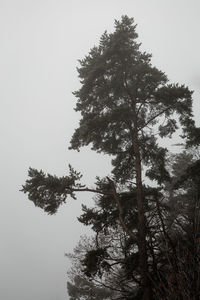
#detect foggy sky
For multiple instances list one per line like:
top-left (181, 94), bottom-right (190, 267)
top-left (0, 1), bottom-right (199, 299)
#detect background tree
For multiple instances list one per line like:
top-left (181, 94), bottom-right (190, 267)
top-left (165, 151), bottom-right (200, 299)
top-left (66, 236), bottom-right (113, 300)
top-left (67, 275), bottom-right (112, 300)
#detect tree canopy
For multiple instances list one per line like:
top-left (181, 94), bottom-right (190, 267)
top-left (70, 15), bottom-right (194, 184)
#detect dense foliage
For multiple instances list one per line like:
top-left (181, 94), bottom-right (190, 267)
top-left (66, 150), bottom-right (200, 299)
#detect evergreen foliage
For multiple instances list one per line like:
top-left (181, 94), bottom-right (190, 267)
top-left (70, 15), bottom-right (194, 184)
top-left (21, 16), bottom-right (200, 299)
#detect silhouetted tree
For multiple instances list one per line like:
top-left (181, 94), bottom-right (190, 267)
top-left (21, 16), bottom-right (198, 300)
top-left (69, 15), bottom-right (194, 299)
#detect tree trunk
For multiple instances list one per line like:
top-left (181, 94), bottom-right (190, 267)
top-left (132, 110), bottom-right (151, 300)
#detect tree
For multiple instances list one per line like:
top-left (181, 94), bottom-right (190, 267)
top-left (69, 15), bottom-right (194, 299)
top-left (67, 275), bottom-right (112, 300)
top-left (66, 235), bottom-right (114, 300)
top-left (152, 150), bottom-right (200, 299)
top-left (21, 16), bottom-right (197, 299)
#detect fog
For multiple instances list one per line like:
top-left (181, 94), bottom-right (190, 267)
top-left (0, 1), bottom-right (199, 299)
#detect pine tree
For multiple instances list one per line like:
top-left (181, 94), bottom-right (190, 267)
top-left (21, 16), bottom-right (196, 300)
top-left (69, 16), bottom-right (194, 299)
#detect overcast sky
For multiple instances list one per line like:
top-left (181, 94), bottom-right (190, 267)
top-left (0, 1), bottom-right (199, 299)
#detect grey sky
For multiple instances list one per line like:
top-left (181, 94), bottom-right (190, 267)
top-left (0, 1), bottom-right (199, 299)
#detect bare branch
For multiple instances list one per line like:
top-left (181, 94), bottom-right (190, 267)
top-left (69, 187), bottom-right (112, 196)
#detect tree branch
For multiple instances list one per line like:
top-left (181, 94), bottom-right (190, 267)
top-left (138, 106), bottom-right (173, 131)
top-left (68, 187), bottom-right (112, 196)
top-left (106, 177), bottom-right (138, 242)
